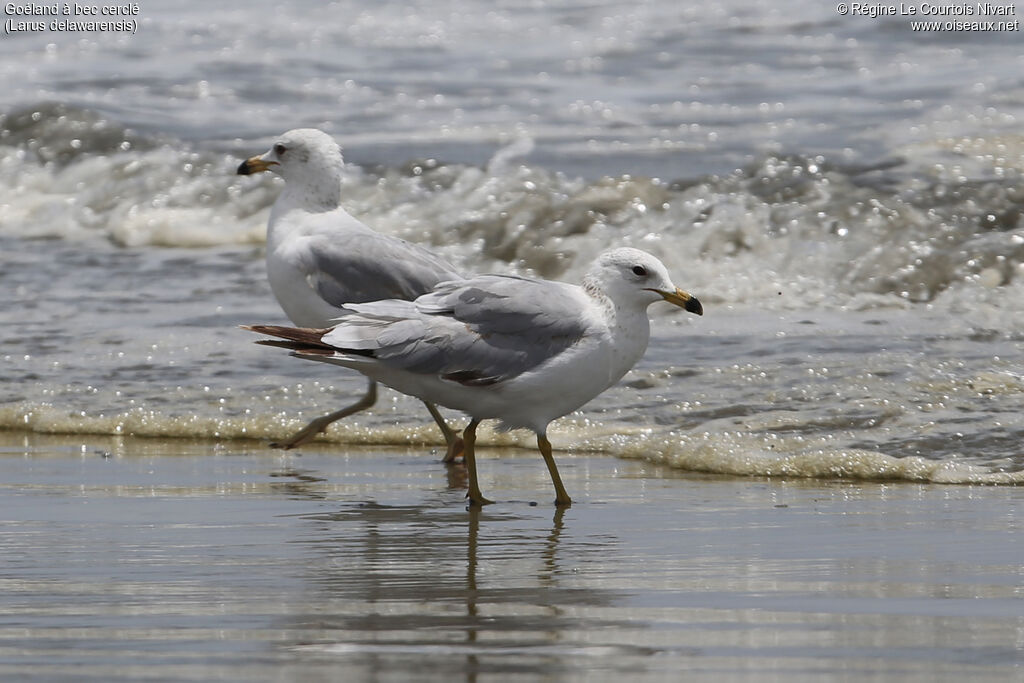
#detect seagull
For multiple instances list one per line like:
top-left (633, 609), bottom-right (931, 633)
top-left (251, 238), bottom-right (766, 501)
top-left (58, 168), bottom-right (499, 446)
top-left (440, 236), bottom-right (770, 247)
top-left (237, 128), bottom-right (464, 457)
top-left (244, 247), bottom-right (703, 506)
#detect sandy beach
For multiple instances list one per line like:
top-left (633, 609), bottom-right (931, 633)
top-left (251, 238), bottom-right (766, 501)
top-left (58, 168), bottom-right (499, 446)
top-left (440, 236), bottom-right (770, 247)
top-left (0, 431), bottom-right (1020, 681)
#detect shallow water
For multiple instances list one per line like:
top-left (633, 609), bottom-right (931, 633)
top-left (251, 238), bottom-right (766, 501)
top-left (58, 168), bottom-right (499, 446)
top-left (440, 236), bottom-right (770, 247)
top-left (2, 6), bottom-right (1024, 487)
top-left (2, 5), bottom-right (1024, 450)
top-left (0, 434), bottom-right (1021, 681)
top-left (4, 229), bottom-right (1024, 483)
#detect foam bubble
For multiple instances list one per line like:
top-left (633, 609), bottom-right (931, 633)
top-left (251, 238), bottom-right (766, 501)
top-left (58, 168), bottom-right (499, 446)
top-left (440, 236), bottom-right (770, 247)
top-left (604, 428), bottom-right (1024, 485)
top-left (4, 106), bottom-right (1024, 313)
top-left (3, 400), bottom-right (1017, 486)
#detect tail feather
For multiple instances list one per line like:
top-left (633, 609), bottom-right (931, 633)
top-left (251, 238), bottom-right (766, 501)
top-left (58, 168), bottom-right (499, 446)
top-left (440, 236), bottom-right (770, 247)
top-left (241, 324), bottom-right (337, 353)
top-left (241, 324), bottom-right (373, 358)
top-left (254, 339), bottom-right (337, 356)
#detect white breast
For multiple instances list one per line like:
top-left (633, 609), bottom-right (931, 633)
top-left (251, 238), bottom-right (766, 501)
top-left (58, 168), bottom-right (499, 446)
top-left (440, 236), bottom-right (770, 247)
top-left (265, 209), bottom-right (342, 328)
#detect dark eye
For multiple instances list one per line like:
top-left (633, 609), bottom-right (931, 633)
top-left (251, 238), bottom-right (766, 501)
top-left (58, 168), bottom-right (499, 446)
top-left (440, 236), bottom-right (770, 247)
top-left (273, 143), bottom-right (287, 156)
top-left (632, 265), bottom-right (648, 277)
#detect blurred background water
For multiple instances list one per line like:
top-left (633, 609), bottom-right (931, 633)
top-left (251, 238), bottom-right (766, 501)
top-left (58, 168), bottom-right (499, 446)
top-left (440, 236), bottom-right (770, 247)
top-left (1, 0), bottom-right (1024, 481)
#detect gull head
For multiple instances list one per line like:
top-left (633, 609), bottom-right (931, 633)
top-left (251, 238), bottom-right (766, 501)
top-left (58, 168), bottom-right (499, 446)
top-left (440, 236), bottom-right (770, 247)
top-left (237, 128), bottom-right (343, 178)
top-left (585, 247), bottom-right (703, 316)
top-left (237, 129), bottom-right (345, 209)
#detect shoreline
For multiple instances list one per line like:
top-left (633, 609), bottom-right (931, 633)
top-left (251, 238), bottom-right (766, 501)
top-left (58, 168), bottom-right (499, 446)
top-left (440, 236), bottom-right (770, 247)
top-left (3, 427), bottom-right (1022, 486)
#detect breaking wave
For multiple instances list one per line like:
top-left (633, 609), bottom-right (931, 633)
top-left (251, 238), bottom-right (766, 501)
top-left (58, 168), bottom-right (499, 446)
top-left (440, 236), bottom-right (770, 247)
top-left (2, 103), bottom-right (1023, 309)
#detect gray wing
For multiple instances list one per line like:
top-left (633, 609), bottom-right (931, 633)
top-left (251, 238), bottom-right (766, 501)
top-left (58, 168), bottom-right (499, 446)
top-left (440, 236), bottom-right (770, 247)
top-left (324, 275), bottom-right (592, 386)
top-left (304, 230), bottom-right (462, 305)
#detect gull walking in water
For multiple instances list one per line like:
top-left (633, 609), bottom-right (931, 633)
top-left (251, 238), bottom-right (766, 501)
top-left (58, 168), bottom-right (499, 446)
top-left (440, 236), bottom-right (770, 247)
top-left (237, 128), bottom-right (464, 457)
top-left (245, 247), bottom-right (703, 506)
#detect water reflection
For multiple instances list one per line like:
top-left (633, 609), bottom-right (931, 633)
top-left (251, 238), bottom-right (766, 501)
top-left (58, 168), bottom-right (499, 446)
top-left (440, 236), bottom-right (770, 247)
top-left (1, 439), bottom-right (1020, 680)
top-left (268, 466), bottom-right (330, 500)
top-left (279, 487), bottom-right (628, 678)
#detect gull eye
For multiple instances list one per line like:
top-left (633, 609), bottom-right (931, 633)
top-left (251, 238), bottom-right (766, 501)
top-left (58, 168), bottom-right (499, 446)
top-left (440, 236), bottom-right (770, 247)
top-left (632, 265), bottom-right (648, 277)
top-left (273, 143), bottom-right (287, 156)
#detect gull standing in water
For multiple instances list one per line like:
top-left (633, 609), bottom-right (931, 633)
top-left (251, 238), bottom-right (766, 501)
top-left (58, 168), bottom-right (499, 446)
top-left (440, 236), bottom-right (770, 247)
top-left (245, 247), bottom-right (703, 506)
top-left (237, 128), bottom-right (464, 457)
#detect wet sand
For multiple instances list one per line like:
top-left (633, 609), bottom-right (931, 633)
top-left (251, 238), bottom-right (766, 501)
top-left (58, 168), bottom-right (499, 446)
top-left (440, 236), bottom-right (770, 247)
top-left (0, 431), bottom-right (1021, 681)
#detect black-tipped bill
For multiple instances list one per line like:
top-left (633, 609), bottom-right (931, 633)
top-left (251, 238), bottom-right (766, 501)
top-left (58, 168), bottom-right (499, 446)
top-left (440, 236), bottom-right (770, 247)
top-left (657, 287), bottom-right (703, 316)
top-left (236, 155), bottom-right (277, 175)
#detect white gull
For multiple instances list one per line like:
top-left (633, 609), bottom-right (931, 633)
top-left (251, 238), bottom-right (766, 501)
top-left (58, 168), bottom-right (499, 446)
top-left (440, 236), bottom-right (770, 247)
top-left (245, 247), bottom-right (703, 506)
top-left (237, 128), bottom-right (464, 455)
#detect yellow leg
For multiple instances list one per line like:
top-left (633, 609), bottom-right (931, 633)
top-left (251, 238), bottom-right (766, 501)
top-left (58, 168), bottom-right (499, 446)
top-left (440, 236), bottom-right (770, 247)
top-left (271, 380), bottom-right (378, 450)
top-left (424, 401), bottom-right (464, 462)
top-left (537, 434), bottom-right (572, 507)
top-left (462, 419), bottom-right (493, 506)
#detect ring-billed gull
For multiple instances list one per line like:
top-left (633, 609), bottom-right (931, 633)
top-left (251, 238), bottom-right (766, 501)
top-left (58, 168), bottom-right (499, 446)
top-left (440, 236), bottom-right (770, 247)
top-left (245, 247), bottom-right (703, 506)
top-left (237, 128), bottom-right (464, 456)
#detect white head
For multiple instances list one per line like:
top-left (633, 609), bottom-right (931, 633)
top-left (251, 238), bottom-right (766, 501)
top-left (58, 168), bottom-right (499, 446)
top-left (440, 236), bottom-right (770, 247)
top-left (584, 247), bottom-right (703, 315)
top-left (237, 128), bottom-right (344, 210)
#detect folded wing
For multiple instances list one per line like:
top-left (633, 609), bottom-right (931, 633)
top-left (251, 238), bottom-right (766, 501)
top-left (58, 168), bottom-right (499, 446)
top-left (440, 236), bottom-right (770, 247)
top-left (326, 274), bottom-right (593, 386)
top-left (290, 219), bottom-right (463, 306)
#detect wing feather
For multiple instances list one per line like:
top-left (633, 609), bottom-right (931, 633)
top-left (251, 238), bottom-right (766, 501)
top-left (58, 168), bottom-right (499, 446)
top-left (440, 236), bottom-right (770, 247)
top-left (321, 274), bottom-right (595, 385)
top-left (289, 222), bottom-right (462, 306)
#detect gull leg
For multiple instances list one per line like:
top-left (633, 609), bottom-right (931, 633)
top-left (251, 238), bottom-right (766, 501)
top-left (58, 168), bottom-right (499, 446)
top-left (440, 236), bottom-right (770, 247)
top-left (537, 434), bottom-right (572, 507)
top-left (270, 380), bottom-right (378, 450)
top-left (424, 401), bottom-right (464, 462)
top-left (462, 419), bottom-right (494, 506)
